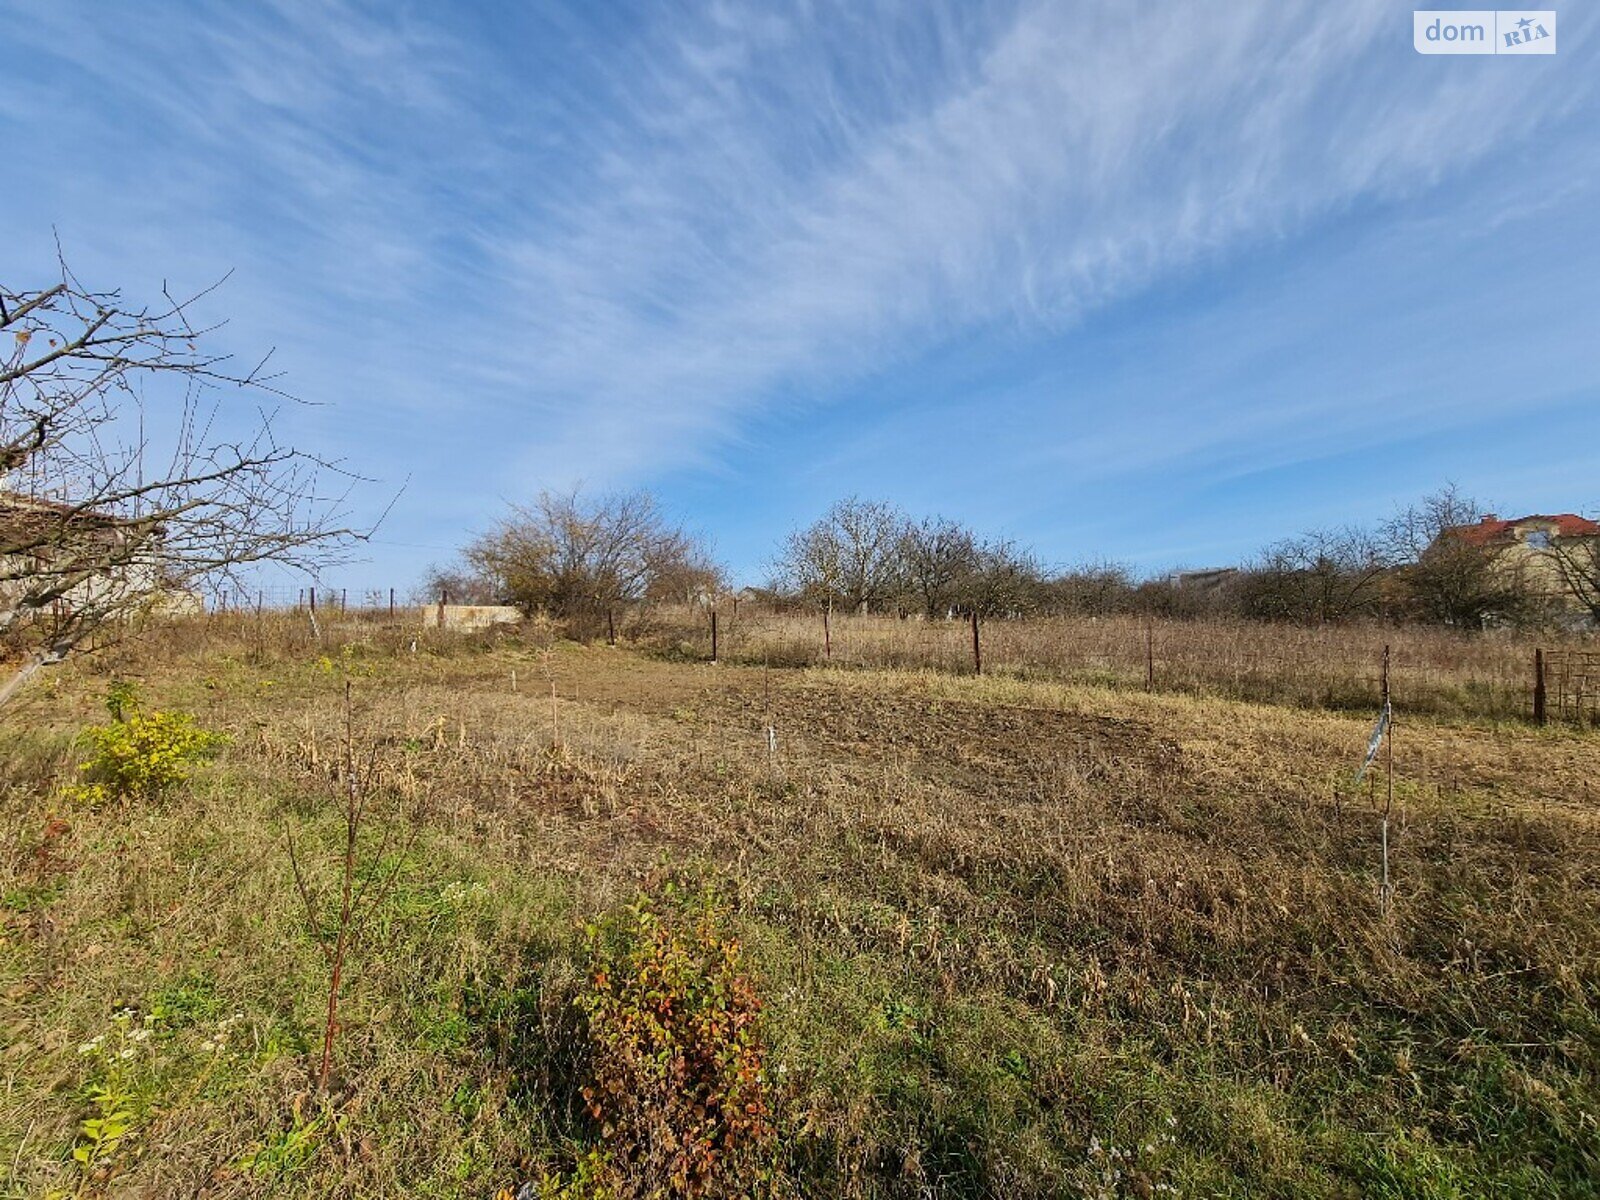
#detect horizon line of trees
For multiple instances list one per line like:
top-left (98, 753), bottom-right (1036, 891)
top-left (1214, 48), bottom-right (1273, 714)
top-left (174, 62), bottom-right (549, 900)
top-left (421, 484), bottom-right (1600, 635)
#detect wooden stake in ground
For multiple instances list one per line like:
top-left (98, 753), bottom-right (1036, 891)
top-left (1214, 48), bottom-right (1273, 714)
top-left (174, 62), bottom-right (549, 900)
top-left (970, 610), bottom-right (982, 676)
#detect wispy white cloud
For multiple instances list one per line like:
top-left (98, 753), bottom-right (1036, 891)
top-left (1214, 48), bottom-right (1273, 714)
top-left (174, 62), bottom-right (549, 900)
top-left (1, 0), bottom-right (1595, 577)
top-left (453, 0), bottom-right (1593, 481)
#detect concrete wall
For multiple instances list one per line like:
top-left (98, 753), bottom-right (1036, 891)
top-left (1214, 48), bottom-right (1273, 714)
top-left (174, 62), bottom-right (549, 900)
top-left (422, 603), bottom-right (523, 630)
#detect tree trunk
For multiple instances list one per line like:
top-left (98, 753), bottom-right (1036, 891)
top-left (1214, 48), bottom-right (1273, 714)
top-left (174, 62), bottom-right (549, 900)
top-left (0, 641), bottom-right (73, 711)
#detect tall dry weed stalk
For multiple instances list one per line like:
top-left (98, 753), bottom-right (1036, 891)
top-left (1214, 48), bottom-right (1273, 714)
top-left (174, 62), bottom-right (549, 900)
top-left (286, 682), bottom-right (418, 1091)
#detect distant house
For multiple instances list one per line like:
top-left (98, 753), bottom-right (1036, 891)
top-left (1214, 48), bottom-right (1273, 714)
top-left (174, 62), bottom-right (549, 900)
top-left (0, 491), bottom-right (170, 620)
top-left (1442, 512), bottom-right (1600, 615)
top-left (1444, 512), bottom-right (1600, 551)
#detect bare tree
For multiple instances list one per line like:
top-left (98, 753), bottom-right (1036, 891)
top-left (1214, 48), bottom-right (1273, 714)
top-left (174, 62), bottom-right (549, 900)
top-left (1, 265), bottom-right (359, 707)
top-left (1549, 525), bottom-right (1600, 623)
top-left (899, 516), bottom-right (978, 617)
top-left (773, 497), bottom-right (905, 613)
top-left (1382, 485), bottom-right (1539, 627)
top-left (1045, 561), bottom-right (1136, 616)
top-left (1237, 526), bottom-right (1391, 624)
top-left (464, 488), bottom-right (713, 633)
top-left (960, 537), bottom-right (1045, 617)
top-left (413, 561), bottom-right (501, 606)
top-left (643, 541), bottom-right (725, 607)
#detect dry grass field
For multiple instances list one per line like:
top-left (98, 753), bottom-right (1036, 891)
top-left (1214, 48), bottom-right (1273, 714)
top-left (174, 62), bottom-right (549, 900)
top-left (1, 613), bottom-right (1597, 1197)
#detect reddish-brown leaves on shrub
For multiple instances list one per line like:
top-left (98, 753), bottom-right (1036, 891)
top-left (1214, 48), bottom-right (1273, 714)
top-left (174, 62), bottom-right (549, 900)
top-left (575, 887), bottom-right (779, 1199)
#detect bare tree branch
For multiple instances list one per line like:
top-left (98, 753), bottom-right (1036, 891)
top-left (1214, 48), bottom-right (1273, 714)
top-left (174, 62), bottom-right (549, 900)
top-left (1, 265), bottom-right (366, 705)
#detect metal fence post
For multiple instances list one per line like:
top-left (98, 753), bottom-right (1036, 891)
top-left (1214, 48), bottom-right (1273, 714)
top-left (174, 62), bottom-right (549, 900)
top-left (1534, 648), bottom-right (1547, 725)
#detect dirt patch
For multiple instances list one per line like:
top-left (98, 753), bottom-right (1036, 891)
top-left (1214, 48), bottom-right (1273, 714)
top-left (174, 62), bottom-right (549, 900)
top-left (698, 676), bottom-right (1183, 798)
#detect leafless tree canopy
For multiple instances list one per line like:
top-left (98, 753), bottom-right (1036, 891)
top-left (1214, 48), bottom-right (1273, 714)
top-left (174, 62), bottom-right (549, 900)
top-left (1237, 526), bottom-right (1392, 624)
top-left (774, 496), bottom-right (906, 613)
top-left (1549, 531), bottom-right (1600, 622)
top-left (464, 488), bottom-right (718, 631)
top-left (1045, 561), bottom-right (1136, 617)
top-left (775, 501), bottom-right (1048, 617)
top-left (899, 516), bottom-right (978, 617)
top-left (413, 562), bottom-right (502, 607)
top-left (1381, 485), bottom-right (1540, 627)
top-left (1, 266), bottom-right (360, 705)
top-left (764, 484), bottom-right (1586, 630)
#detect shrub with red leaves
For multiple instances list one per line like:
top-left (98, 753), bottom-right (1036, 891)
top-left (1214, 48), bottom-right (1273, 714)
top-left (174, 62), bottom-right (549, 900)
top-left (577, 886), bottom-right (780, 1199)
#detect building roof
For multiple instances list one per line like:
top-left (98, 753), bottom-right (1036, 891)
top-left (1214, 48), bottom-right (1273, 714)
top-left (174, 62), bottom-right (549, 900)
top-left (0, 491), bottom-right (128, 549)
top-left (1446, 513), bottom-right (1600, 547)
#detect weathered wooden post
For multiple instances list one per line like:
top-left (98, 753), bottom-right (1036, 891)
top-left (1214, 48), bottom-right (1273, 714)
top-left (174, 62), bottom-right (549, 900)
top-left (824, 604), bottom-right (832, 661)
top-left (309, 586), bottom-right (316, 612)
top-left (1533, 648), bottom-right (1547, 725)
top-left (970, 610), bottom-right (982, 676)
top-left (388, 587), bottom-right (395, 621)
top-left (607, 608), bottom-right (616, 646)
top-left (1145, 620), bottom-right (1155, 692)
top-left (710, 609), bottom-right (719, 664)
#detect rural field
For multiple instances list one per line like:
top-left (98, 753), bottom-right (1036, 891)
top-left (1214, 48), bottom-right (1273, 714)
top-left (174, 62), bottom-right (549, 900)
top-left (2, 613), bottom-right (1597, 1198)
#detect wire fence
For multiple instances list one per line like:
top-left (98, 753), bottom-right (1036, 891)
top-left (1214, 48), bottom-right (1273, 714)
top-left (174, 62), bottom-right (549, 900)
top-left (1543, 650), bottom-right (1600, 726)
top-left (649, 607), bottom-right (1600, 724)
top-left (184, 596), bottom-right (1599, 726)
top-left (210, 585), bottom-right (414, 616)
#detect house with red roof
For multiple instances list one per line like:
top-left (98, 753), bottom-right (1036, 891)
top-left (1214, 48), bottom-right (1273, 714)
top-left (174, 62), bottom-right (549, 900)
top-left (1442, 511), bottom-right (1600, 619)
top-left (1446, 512), bottom-right (1600, 550)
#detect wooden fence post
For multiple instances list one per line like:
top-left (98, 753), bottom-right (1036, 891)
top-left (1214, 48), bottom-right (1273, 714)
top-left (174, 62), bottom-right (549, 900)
top-left (309, 586), bottom-right (316, 612)
top-left (607, 608), bottom-right (616, 646)
top-left (1533, 648), bottom-right (1547, 725)
top-left (824, 605), bottom-right (832, 662)
top-left (388, 587), bottom-right (395, 621)
top-left (1145, 620), bottom-right (1154, 692)
top-left (970, 610), bottom-right (982, 676)
top-left (710, 610), bottom-right (719, 664)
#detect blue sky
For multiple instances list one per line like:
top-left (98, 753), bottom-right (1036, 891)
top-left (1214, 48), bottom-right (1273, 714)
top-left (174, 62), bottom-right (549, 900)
top-left (3, 1), bottom-right (1597, 588)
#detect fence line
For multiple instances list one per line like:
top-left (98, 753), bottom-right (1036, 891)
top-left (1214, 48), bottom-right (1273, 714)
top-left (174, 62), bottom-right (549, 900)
top-left (209, 585), bottom-right (407, 618)
top-left (1543, 649), bottom-right (1600, 726)
top-left (666, 608), bottom-right (1598, 722)
top-left (186, 596), bottom-right (1598, 724)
